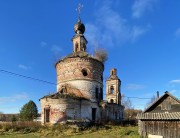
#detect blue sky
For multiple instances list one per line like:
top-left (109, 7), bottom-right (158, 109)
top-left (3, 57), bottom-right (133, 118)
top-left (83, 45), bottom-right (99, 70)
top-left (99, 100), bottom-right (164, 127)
top-left (0, 0), bottom-right (180, 113)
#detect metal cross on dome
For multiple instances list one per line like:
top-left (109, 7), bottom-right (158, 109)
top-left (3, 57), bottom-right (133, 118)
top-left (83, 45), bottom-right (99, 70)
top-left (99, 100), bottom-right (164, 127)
top-left (76, 3), bottom-right (83, 18)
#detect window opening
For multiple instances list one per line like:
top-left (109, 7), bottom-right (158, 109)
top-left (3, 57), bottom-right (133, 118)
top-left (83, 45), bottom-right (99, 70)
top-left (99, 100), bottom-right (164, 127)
top-left (110, 99), bottom-right (114, 103)
top-left (110, 86), bottom-right (114, 94)
top-left (96, 87), bottom-right (99, 99)
top-left (82, 69), bottom-right (88, 76)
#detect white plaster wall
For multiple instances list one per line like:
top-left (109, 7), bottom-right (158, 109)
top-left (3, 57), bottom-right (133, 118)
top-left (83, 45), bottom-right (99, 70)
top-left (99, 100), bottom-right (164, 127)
top-left (40, 98), bottom-right (80, 124)
top-left (80, 101), bottom-right (101, 120)
top-left (58, 80), bottom-right (103, 101)
top-left (40, 97), bottom-right (101, 124)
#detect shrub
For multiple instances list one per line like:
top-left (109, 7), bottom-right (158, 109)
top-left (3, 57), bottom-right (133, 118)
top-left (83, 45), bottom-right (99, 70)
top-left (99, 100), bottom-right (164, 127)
top-left (0, 121), bottom-right (41, 133)
top-left (94, 48), bottom-right (108, 63)
top-left (19, 100), bottom-right (38, 121)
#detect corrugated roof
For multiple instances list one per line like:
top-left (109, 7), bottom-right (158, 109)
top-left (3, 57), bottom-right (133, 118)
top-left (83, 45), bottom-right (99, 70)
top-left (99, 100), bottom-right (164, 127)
top-left (137, 112), bottom-right (180, 120)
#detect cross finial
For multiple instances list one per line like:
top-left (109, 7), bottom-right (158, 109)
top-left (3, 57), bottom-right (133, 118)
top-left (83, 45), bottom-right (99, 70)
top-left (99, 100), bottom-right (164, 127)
top-left (76, 3), bottom-right (83, 21)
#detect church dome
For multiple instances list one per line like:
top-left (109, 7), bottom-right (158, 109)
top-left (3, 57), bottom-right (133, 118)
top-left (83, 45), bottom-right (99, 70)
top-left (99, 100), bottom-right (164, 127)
top-left (74, 18), bottom-right (85, 34)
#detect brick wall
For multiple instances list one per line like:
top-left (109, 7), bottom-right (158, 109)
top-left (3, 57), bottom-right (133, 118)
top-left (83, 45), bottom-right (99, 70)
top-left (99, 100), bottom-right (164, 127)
top-left (40, 97), bottom-right (101, 124)
top-left (56, 57), bottom-right (104, 101)
top-left (56, 57), bottom-right (104, 83)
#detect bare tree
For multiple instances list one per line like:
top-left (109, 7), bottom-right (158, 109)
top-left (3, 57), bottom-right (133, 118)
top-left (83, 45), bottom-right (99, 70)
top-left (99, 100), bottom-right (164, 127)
top-left (94, 48), bottom-right (108, 63)
top-left (122, 94), bottom-right (139, 120)
top-left (121, 94), bottom-right (134, 109)
top-left (145, 95), bottom-right (157, 109)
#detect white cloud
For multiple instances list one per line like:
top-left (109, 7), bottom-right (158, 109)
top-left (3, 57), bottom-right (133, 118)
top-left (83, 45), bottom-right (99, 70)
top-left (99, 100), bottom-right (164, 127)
top-left (51, 44), bottom-right (62, 56)
top-left (40, 41), bottom-right (47, 47)
top-left (85, 1), bottom-right (150, 49)
top-left (170, 89), bottom-right (177, 94)
top-left (0, 93), bottom-right (28, 104)
top-left (18, 64), bottom-right (30, 70)
top-left (175, 28), bottom-right (180, 38)
top-left (85, 1), bottom-right (129, 48)
top-left (131, 25), bottom-right (151, 41)
top-left (169, 79), bottom-right (180, 84)
top-left (125, 83), bottom-right (145, 90)
top-left (132, 0), bottom-right (158, 18)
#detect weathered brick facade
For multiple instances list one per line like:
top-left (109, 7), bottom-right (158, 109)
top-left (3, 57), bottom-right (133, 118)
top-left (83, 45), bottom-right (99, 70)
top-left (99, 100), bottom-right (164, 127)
top-left (55, 56), bottom-right (104, 101)
top-left (41, 97), bottom-right (101, 124)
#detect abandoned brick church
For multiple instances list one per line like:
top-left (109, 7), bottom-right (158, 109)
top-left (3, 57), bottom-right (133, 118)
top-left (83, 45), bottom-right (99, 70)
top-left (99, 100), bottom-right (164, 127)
top-left (40, 15), bottom-right (124, 124)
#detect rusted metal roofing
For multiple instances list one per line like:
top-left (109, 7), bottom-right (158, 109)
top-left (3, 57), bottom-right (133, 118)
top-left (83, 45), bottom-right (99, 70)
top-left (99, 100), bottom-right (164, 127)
top-left (137, 112), bottom-right (180, 120)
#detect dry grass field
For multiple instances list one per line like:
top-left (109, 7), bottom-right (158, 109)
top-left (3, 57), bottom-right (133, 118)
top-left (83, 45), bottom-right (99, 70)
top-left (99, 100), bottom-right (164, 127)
top-left (0, 122), bottom-right (140, 138)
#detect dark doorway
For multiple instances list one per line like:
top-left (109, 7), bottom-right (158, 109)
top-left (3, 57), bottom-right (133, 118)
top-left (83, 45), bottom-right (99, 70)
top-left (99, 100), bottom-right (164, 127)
top-left (110, 99), bottom-right (114, 103)
top-left (115, 112), bottom-right (117, 120)
top-left (92, 108), bottom-right (96, 121)
top-left (45, 108), bottom-right (50, 123)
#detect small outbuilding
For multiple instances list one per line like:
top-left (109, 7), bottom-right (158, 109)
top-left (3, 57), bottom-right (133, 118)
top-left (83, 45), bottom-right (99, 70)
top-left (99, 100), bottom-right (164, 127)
top-left (137, 91), bottom-right (180, 138)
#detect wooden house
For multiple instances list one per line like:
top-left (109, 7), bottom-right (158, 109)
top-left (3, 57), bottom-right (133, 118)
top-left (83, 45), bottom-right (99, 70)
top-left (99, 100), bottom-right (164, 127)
top-left (137, 91), bottom-right (180, 138)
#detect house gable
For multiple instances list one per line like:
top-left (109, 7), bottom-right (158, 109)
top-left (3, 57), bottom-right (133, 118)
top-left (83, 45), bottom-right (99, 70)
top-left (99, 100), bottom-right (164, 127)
top-left (145, 92), bottom-right (180, 113)
top-left (137, 92), bottom-right (180, 138)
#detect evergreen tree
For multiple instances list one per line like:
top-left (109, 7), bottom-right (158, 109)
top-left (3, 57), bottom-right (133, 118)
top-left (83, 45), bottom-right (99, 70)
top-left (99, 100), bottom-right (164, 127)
top-left (11, 115), bottom-right (17, 122)
top-left (19, 100), bottom-right (38, 121)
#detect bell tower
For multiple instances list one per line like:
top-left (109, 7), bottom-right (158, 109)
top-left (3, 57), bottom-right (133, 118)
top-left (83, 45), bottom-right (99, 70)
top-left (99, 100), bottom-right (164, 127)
top-left (106, 68), bottom-right (121, 105)
top-left (72, 4), bottom-right (87, 53)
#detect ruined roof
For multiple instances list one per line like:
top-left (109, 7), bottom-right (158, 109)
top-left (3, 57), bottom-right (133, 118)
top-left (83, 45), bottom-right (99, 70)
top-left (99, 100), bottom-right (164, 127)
top-left (137, 112), bottom-right (180, 120)
top-left (55, 51), bottom-right (104, 67)
top-left (61, 83), bottom-right (87, 99)
top-left (40, 84), bottom-right (89, 100)
top-left (40, 92), bottom-right (88, 100)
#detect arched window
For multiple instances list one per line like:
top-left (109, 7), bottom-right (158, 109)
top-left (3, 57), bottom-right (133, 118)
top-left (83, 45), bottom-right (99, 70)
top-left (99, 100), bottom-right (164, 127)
top-left (82, 68), bottom-right (88, 76)
top-left (100, 87), bottom-right (103, 100)
top-left (95, 87), bottom-right (99, 99)
top-left (110, 99), bottom-right (114, 103)
top-left (115, 112), bottom-right (117, 120)
top-left (110, 86), bottom-right (114, 94)
top-left (75, 43), bottom-right (78, 52)
top-left (60, 89), bottom-right (64, 94)
top-left (101, 75), bottom-right (103, 81)
top-left (59, 87), bottom-right (66, 94)
top-left (111, 70), bottom-right (114, 75)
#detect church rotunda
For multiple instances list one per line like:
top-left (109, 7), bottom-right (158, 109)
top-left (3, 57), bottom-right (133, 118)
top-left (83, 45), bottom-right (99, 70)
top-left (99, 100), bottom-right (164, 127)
top-left (40, 12), bottom-right (124, 124)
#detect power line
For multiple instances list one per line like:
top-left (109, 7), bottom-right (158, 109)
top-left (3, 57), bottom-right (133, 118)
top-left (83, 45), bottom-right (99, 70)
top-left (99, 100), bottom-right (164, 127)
top-left (0, 69), bottom-right (153, 100)
top-left (0, 69), bottom-right (56, 85)
top-left (126, 96), bottom-right (151, 99)
top-left (104, 94), bottom-right (151, 100)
